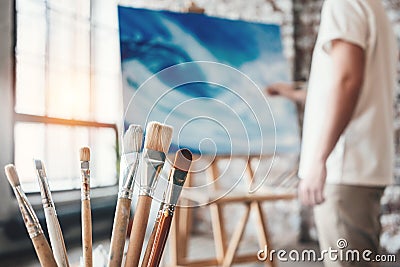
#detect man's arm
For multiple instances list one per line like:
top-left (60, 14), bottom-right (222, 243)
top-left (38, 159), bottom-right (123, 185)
top-left (266, 82), bottom-right (307, 105)
top-left (299, 39), bottom-right (365, 206)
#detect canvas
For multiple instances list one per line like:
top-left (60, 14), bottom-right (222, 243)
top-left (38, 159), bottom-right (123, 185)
top-left (118, 6), bottom-right (300, 156)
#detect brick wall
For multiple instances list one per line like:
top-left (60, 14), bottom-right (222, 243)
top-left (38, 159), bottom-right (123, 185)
top-left (292, 0), bottom-right (323, 80)
top-left (293, 0), bottom-right (400, 84)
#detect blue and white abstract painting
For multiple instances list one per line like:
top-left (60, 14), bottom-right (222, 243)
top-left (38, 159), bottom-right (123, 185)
top-left (118, 6), bottom-right (300, 155)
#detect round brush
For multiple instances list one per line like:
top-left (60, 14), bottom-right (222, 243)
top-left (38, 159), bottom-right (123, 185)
top-left (80, 147), bottom-right (92, 267)
top-left (141, 149), bottom-right (192, 267)
top-left (5, 164), bottom-right (57, 267)
top-left (34, 160), bottom-right (70, 267)
top-left (108, 125), bottom-right (143, 267)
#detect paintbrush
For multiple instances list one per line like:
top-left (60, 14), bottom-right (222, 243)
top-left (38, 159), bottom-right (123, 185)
top-left (4, 164), bottom-right (58, 267)
top-left (141, 149), bottom-right (192, 267)
top-left (124, 121), bottom-right (173, 267)
top-left (34, 160), bottom-right (70, 267)
top-left (108, 125), bottom-right (143, 267)
top-left (80, 147), bottom-right (92, 267)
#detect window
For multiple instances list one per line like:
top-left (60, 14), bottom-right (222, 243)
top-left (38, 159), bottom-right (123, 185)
top-left (14, 0), bottom-right (121, 192)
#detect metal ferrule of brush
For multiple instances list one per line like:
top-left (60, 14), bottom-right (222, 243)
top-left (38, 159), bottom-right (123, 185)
top-left (163, 168), bottom-right (187, 206)
top-left (119, 152), bottom-right (140, 199)
top-left (37, 169), bottom-right (54, 208)
top-left (81, 161), bottom-right (90, 201)
top-left (14, 186), bottom-right (43, 238)
top-left (139, 149), bottom-right (166, 196)
top-left (155, 203), bottom-right (174, 221)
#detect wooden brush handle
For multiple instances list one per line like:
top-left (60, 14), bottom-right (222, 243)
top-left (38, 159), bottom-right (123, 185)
top-left (108, 197), bottom-right (132, 267)
top-left (82, 199), bottom-right (92, 267)
top-left (140, 209), bottom-right (161, 267)
top-left (124, 195), bottom-right (153, 267)
top-left (44, 207), bottom-right (70, 267)
top-left (146, 211), bottom-right (173, 267)
top-left (31, 233), bottom-right (58, 267)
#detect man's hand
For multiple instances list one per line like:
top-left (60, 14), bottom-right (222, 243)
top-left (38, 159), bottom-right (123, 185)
top-left (299, 159), bottom-right (327, 206)
top-left (266, 82), bottom-right (295, 96)
top-left (265, 82), bottom-right (307, 104)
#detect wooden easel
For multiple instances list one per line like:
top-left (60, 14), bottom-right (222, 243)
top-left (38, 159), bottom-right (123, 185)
top-left (168, 155), bottom-right (297, 267)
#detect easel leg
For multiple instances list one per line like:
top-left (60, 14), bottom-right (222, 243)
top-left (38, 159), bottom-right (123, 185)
top-left (178, 204), bottom-right (191, 260)
top-left (222, 203), bottom-right (251, 267)
top-left (210, 203), bottom-right (227, 265)
top-left (252, 201), bottom-right (275, 267)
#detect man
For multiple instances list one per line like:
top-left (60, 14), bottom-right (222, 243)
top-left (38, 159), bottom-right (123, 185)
top-left (267, 0), bottom-right (398, 266)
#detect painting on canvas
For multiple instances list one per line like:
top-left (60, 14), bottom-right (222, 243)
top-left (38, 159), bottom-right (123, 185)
top-left (118, 6), bottom-right (300, 155)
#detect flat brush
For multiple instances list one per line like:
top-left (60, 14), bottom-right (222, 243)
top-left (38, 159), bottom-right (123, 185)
top-left (108, 125), bottom-right (143, 267)
top-left (80, 147), bottom-right (92, 267)
top-left (141, 149), bottom-right (192, 267)
top-left (4, 164), bottom-right (57, 267)
top-left (124, 121), bottom-right (173, 267)
top-left (35, 160), bottom-right (70, 267)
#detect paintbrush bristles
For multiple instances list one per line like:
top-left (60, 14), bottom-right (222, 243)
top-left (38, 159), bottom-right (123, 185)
top-left (4, 164), bottom-right (20, 187)
top-left (174, 149), bottom-right (192, 171)
top-left (144, 122), bottom-right (173, 153)
top-left (80, 147), bottom-right (90, 162)
top-left (123, 124), bottom-right (144, 154)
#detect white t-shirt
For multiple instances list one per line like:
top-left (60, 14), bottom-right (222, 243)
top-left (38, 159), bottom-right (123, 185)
top-left (298, 0), bottom-right (398, 186)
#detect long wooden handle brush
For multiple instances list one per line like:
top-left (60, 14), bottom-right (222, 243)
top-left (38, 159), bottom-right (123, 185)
top-left (35, 160), bottom-right (70, 267)
top-left (141, 149), bottom-right (192, 267)
top-left (124, 121), bottom-right (173, 267)
top-left (108, 125), bottom-right (143, 267)
top-left (80, 147), bottom-right (92, 267)
top-left (4, 164), bottom-right (58, 267)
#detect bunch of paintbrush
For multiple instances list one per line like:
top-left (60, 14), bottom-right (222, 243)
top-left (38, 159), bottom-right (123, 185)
top-left (107, 122), bottom-right (193, 267)
top-left (4, 165), bottom-right (58, 267)
top-left (4, 148), bottom-right (94, 266)
top-left (4, 120), bottom-right (188, 267)
top-left (123, 121), bottom-right (173, 267)
top-left (141, 148), bottom-right (192, 267)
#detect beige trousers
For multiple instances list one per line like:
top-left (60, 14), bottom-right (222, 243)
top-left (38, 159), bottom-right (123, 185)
top-left (314, 184), bottom-right (384, 267)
